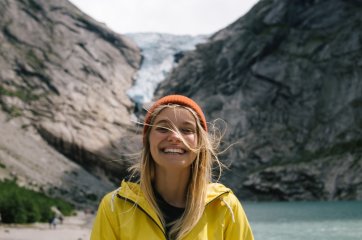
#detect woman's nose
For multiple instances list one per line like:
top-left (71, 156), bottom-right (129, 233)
top-left (167, 130), bottom-right (181, 142)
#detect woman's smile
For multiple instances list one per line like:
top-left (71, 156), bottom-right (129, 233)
top-left (162, 148), bottom-right (186, 154)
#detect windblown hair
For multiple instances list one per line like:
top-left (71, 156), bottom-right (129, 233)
top-left (131, 104), bottom-right (224, 240)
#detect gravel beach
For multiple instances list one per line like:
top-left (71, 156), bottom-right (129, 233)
top-left (0, 211), bottom-right (94, 240)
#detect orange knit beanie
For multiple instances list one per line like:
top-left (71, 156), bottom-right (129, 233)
top-left (143, 95), bottom-right (207, 139)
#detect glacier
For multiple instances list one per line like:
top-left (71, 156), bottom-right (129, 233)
top-left (126, 33), bottom-right (207, 106)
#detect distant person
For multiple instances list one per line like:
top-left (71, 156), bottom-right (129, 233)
top-left (49, 216), bottom-right (58, 229)
top-left (58, 215), bottom-right (63, 224)
top-left (50, 206), bottom-right (64, 225)
top-left (91, 95), bottom-right (254, 240)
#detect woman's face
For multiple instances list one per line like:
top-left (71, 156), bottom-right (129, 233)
top-left (149, 107), bottom-right (198, 171)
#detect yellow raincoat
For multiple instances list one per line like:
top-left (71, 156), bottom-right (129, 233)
top-left (91, 181), bottom-right (254, 240)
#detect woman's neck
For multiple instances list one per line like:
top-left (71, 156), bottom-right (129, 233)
top-left (153, 168), bottom-right (190, 208)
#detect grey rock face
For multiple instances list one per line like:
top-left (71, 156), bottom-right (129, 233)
top-left (156, 0), bottom-right (362, 200)
top-left (0, 111), bottom-right (114, 207)
top-left (0, 0), bottom-right (141, 184)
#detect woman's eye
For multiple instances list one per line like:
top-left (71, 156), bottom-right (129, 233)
top-left (181, 128), bottom-right (195, 134)
top-left (155, 127), bottom-right (169, 133)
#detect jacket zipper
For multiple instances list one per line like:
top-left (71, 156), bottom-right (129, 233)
top-left (116, 194), bottom-right (169, 240)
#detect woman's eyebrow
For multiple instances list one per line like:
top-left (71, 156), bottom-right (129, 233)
top-left (154, 119), bottom-right (196, 127)
top-left (182, 121), bottom-right (196, 127)
top-left (154, 119), bottom-right (171, 125)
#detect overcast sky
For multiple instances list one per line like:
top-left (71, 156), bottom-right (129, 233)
top-left (69, 0), bottom-right (259, 35)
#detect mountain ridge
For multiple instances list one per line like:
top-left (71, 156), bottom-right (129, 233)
top-left (156, 0), bottom-right (362, 200)
top-left (1, 0), bottom-right (361, 203)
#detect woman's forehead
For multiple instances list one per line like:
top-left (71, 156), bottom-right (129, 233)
top-left (153, 107), bottom-right (197, 126)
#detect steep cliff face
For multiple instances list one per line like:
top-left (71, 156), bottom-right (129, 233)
top-left (0, 0), bottom-right (141, 185)
top-left (157, 0), bottom-right (362, 200)
top-left (0, 111), bottom-right (114, 207)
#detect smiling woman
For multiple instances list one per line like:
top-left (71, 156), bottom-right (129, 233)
top-left (91, 95), bottom-right (254, 240)
top-left (149, 107), bottom-right (198, 172)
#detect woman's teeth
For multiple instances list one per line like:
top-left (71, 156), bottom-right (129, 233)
top-left (163, 148), bottom-right (185, 154)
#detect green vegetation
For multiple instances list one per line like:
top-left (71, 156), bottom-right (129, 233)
top-left (0, 84), bottom-right (41, 118)
top-left (26, 49), bottom-right (44, 71)
top-left (0, 162), bottom-right (5, 168)
top-left (85, 193), bottom-right (98, 202)
top-left (297, 139), bottom-right (362, 164)
top-left (8, 106), bottom-right (23, 117)
top-left (251, 139), bottom-right (362, 174)
top-left (318, 140), bottom-right (362, 156)
top-left (0, 84), bottom-right (40, 102)
top-left (0, 180), bottom-right (74, 224)
top-left (351, 98), bottom-right (362, 108)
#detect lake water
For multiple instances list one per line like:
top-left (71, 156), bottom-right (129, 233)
top-left (243, 201), bottom-right (362, 240)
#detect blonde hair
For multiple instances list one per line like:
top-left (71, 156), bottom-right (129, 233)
top-left (132, 104), bottom-right (223, 239)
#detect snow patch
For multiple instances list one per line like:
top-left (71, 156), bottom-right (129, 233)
top-left (126, 33), bottom-right (207, 105)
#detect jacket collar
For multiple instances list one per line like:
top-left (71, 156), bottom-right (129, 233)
top-left (206, 182), bottom-right (231, 204)
top-left (117, 180), bottom-right (162, 227)
top-left (118, 180), bottom-right (231, 208)
top-left (115, 180), bottom-right (232, 237)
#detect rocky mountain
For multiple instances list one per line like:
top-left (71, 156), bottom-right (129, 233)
top-left (0, 111), bottom-right (114, 207)
top-left (1, 0), bottom-right (361, 204)
top-left (0, 0), bottom-right (141, 205)
top-left (156, 0), bottom-right (362, 200)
